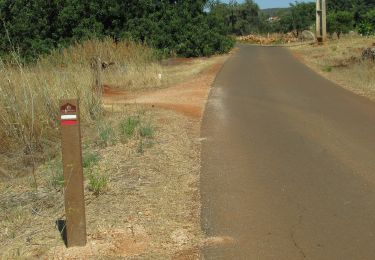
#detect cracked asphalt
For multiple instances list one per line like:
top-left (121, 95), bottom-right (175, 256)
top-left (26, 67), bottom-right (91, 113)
top-left (200, 45), bottom-right (375, 259)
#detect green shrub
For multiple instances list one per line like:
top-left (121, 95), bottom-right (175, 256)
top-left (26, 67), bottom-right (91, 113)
top-left (358, 22), bottom-right (374, 36)
top-left (0, 1), bottom-right (234, 61)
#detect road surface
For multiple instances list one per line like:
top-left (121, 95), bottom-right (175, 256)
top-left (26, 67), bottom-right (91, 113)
top-left (201, 45), bottom-right (375, 259)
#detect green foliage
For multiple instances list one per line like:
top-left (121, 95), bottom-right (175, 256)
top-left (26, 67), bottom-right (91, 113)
top-left (119, 116), bottom-right (140, 139)
top-left (328, 11), bottom-right (354, 38)
top-left (327, 0), bottom-right (375, 29)
top-left (273, 2), bottom-right (315, 35)
top-left (87, 170), bottom-right (108, 196)
top-left (364, 9), bottom-right (375, 27)
top-left (260, 2), bottom-right (315, 35)
top-left (358, 21), bottom-right (374, 35)
top-left (139, 124), bottom-right (155, 138)
top-left (97, 122), bottom-right (115, 147)
top-left (83, 152), bottom-right (100, 169)
top-left (208, 0), bottom-right (262, 35)
top-left (0, 0), bottom-right (234, 60)
top-left (358, 9), bottom-right (375, 35)
top-left (322, 65), bottom-right (333, 72)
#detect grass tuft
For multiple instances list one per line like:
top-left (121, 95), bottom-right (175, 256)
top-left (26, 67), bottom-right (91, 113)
top-left (322, 65), bottom-right (333, 72)
top-left (83, 152), bottom-right (100, 168)
top-left (119, 116), bottom-right (140, 139)
top-left (87, 170), bottom-right (108, 196)
top-left (139, 124), bottom-right (155, 138)
top-left (97, 122), bottom-right (116, 147)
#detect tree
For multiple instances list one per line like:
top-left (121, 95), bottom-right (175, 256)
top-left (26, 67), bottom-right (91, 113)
top-left (273, 2), bottom-right (315, 36)
top-left (327, 11), bottom-right (354, 38)
top-left (0, 0), bottom-right (235, 60)
top-left (207, 0), bottom-right (261, 35)
top-left (289, 2), bottom-right (315, 36)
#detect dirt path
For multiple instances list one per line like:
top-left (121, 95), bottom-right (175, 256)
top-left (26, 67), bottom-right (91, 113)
top-left (201, 45), bottom-right (375, 259)
top-left (103, 57), bottom-right (227, 118)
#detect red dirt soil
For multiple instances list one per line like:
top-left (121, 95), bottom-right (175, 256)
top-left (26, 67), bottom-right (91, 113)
top-left (103, 59), bottom-right (226, 119)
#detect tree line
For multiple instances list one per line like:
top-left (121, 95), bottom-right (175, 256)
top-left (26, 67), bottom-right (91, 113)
top-left (208, 0), bottom-right (375, 38)
top-left (0, 0), bottom-right (374, 61)
top-left (0, 0), bottom-right (235, 61)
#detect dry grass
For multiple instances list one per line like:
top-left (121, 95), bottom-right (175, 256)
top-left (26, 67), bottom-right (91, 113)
top-left (160, 57), bottom-right (222, 87)
top-left (0, 39), bottom-right (227, 258)
top-left (0, 106), bottom-right (203, 259)
top-left (0, 38), bottom-right (162, 177)
top-left (290, 35), bottom-right (375, 100)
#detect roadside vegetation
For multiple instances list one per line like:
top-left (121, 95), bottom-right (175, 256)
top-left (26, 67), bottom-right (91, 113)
top-left (290, 35), bottom-right (375, 101)
top-left (208, 0), bottom-right (374, 44)
top-left (0, 39), bottom-right (161, 178)
top-left (0, 33), bottom-right (220, 259)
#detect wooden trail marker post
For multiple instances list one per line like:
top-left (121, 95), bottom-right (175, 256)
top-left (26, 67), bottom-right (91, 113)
top-left (60, 99), bottom-right (87, 247)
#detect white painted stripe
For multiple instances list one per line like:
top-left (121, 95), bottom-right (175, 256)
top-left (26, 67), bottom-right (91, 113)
top-left (61, 115), bottom-right (77, 120)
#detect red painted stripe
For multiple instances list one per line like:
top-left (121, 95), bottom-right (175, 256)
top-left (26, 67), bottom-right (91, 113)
top-left (61, 120), bottom-right (77, 126)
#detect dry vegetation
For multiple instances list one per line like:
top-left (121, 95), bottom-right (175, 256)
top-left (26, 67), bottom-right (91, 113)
top-left (290, 35), bottom-right (375, 101)
top-left (0, 38), bottom-right (224, 259)
top-left (237, 32), bottom-right (315, 45)
top-left (0, 106), bottom-right (203, 259)
top-left (0, 39), bottom-right (163, 178)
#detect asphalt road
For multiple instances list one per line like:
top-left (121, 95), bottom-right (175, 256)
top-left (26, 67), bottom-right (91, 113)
top-left (200, 45), bottom-right (375, 260)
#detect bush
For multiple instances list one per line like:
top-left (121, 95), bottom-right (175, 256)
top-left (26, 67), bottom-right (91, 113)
top-left (358, 22), bottom-right (374, 36)
top-left (328, 11), bottom-right (354, 39)
top-left (358, 10), bottom-right (375, 36)
top-left (0, 1), bottom-right (234, 60)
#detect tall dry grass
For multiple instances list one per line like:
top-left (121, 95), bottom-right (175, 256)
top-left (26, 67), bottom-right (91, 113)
top-left (0, 38), bottom-right (162, 155)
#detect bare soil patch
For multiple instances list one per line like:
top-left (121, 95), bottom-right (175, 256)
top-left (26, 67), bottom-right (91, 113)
top-left (104, 56), bottom-right (228, 119)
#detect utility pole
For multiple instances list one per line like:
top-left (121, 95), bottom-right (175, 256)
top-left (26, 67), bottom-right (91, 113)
top-left (316, 0), bottom-right (327, 43)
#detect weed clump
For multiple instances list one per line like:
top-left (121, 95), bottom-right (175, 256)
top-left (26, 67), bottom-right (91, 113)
top-left (322, 65), bottom-right (333, 72)
top-left (139, 124), bottom-right (155, 138)
top-left (87, 170), bottom-right (108, 196)
top-left (119, 116), bottom-right (140, 140)
top-left (83, 152), bottom-right (100, 169)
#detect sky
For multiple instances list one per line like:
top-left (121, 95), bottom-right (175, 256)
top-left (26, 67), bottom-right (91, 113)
top-left (222, 0), bottom-right (315, 9)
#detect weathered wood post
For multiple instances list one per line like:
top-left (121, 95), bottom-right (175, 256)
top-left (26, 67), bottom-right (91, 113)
top-left (316, 0), bottom-right (327, 43)
top-left (60, 99), bottom-right (87, 247)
